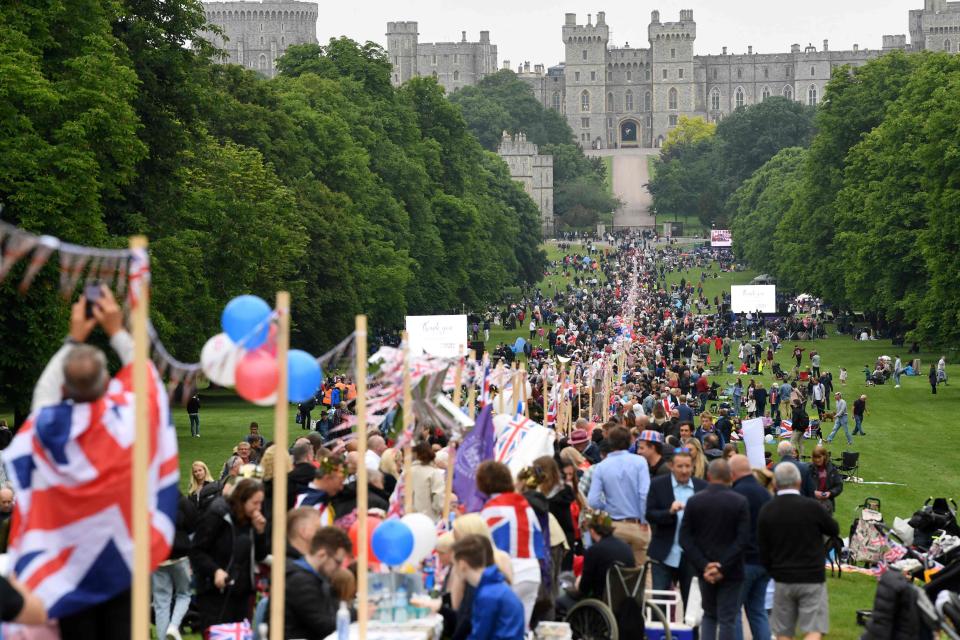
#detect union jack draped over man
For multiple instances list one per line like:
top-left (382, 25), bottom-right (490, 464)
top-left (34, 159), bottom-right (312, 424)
top-left (3, 362), bottom-right (179, 619)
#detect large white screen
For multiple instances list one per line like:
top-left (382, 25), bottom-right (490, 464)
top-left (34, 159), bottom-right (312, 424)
top-left (711, 229), bottom-right (732, 247)
top-left (731, 285), bottom-right (776, 314)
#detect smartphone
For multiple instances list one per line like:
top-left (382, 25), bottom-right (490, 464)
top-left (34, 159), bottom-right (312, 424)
top-left (84, 281), bottom-right (102, 319)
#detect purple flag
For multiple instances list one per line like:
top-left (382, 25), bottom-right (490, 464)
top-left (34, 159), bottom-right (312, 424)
top-left (453, 404), bottom-right (495, 513)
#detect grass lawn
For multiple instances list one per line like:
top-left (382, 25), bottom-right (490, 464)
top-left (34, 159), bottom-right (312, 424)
top-left (666, 264), bottom-right (960, 639)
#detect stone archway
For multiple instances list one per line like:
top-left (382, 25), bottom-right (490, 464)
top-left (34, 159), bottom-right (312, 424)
top-left (619, 119), bottom-right (640, 148)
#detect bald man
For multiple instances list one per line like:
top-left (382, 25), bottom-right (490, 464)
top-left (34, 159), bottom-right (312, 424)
top-left (730, 455), bottom-right (773, 640)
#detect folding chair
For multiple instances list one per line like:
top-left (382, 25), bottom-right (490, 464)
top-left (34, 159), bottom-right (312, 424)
top-left (834, 450), bottom-right (860, 481)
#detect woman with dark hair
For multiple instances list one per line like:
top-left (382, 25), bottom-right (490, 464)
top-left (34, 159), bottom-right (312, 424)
top-left (809, 445), bottom-right (843, 513)
top-left (532, 456), bottom-right (576, 554)
top-left (410, 440), bottom-right (445, 521)
top-left (477, 461), bottom-right (545, 630)
top-left (189, 478), bottom-right (268, 631)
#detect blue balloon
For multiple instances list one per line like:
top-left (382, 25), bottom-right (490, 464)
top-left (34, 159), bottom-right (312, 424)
top-left (371, 519), bottom-right (414, 566)
top-left (288, 350), bottom-right (322, 403)
top-left (222, 295), bottom-right (271, 349)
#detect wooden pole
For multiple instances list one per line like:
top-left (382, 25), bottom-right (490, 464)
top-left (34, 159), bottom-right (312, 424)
top-left (521, 363), bottom-right (529, 418)
top-left (355, 316), bottom-right (369, 638)
top-left (588, 386), bottom-right (594, 423)
top-left (403, 331), bottom-right (414, 515)
top-left (442, 349), bottom-right (464, 525)
top-left (130, 236), bottom-right (150, 640)
top-left (511, 363), bottom-right (520, 416)
top-left (542, 366), bottom-right (549, 426)
top-left (468, 351), bottom-right (478, 420)
top-left (269, 292), bottom-right (291, 640)
top-left (496, 362), bottom-right (505, 415)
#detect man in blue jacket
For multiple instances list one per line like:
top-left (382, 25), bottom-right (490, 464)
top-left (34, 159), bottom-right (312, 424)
top-left (453, 534), bottom-right (526, 640)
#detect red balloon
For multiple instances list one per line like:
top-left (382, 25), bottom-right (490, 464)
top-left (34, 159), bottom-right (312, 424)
top-left (235, 349), bottom-right (279, 402)
top-left (349, 514), bottom-right (382, 567)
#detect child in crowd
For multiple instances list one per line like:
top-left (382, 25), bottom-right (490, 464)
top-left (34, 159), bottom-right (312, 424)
top-left (839, 367), bottom-right (847, 386)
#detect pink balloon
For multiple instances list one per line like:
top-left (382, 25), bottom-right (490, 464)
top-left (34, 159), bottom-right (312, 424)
top-left (235, 349), bottom-right (279, 402)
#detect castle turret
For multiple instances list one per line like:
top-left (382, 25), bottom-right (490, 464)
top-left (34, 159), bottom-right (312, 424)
top-left (648, 9), bottom-right (696, 147)
top-left (562, 12), bottom-right (609, 148)
top-left (386, 21), bottom-right (419, 86)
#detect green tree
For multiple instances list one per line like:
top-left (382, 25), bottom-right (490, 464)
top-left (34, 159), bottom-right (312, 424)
top-left (662, 115), bottom-right (716, 153)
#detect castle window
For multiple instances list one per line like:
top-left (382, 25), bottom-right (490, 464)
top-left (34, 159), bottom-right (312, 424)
top-left (671, 48), bottom-right (676, 58)
top-left (668, 87), bottom-right (678, 110)
top-left (432, 55), bottom-right (437, 65)
top-left (260, 23), bottom-right (263, 31)
top-left (808, 84), bottom-right (818, 105)
top-left (810, 66), bottom-right (816, 76)
top-left (583, 49), bottom-right (588, 60)
top-left (453, 70), bottom-right (460, 81)
top-left (785, 66), bottom-right (791, 77)
top-left (454, 54), bottom-right (459, 63)
top-left (764, 67), bottom-right (769, 78)
top-left (735, 87), bottom-right (744, 108)
top-left (581, 117), bottom-right (590, 128)
top-left (710, 87), bottom-right (720, 111)
top-left (644, 91), bottom-right (652, 111)
top-left (946, 39), bottom-right (953, 51)
top-left (606, 92), bottom-right (614, 111)
top-left (645, 69), bottom-right (651, 80)
top-left (552, 91), bottom-right (561, 110)
top-left (259, 53), bottom-right (267, 69)
top-left (591, 71), bottom-right (596, 81)
top-left (679, 68), bottom-right (684, 79)
top-left (713, 68), bottom-right (718, 80)
top-left (627, 70), bottom-right (632, 81)
top-left (784, 85), bottom-right (793, 100)
top-left (625, 90), bottom-right (634, 111)
top-left (607, 71), bottom-right (613, 81)
top-left (669, 114), bottom-right (678, 126)
top-left (762, 86), bottom-right (770, 100)
top-left (575, 71), bottom-right (580, 81)
top-left (581, 90), bottom-right (590, 112)
top-left (737, 68), bottom-right (742, 79)
top-left (260, 36), bottom-right (264, 45)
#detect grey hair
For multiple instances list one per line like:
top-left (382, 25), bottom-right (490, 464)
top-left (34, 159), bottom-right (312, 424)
top-left (776, 441), bottom-right (794, 458)
top-left (774, 462), bottom-right (802, 489)
top-left (62, 345), bottom-right (109, 402)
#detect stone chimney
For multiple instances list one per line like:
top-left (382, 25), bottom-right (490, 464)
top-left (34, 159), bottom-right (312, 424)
top-left (823, 39), bottom-right (829, 52)
top-left (479, 30), bottom-right (490, 44)
top-left (462, 31), bottom-right (467, 42)
top-left (791, 43), bottom-right (801, 53)
top-left (597, 11), bottom-right (606, 25)
top-left (853, 43), bottom-right (859, 52)
top-left (503, 59), bottom-right (511, 70)
top-left (748, 45), bottom-right (753, 54)
top-left (722, 46), bottom-right (728, 55)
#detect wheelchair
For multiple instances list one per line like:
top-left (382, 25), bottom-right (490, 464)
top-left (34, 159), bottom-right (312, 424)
top-left (565, 561), bottom-right (672, 640)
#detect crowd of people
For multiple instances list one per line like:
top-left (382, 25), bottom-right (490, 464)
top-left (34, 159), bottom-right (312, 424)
top-left (0, 233), bottom-right (920, 640)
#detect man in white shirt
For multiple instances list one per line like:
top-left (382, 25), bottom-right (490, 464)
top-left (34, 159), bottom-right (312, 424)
top-left (365, 435), bottom-right (387, 472)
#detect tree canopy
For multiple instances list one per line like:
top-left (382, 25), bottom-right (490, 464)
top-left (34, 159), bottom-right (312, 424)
top-left (0, 2), bottom-right (546, 421)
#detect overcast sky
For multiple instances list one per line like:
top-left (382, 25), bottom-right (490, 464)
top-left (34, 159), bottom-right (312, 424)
top-left (314, 1), bottom-right (913, 67)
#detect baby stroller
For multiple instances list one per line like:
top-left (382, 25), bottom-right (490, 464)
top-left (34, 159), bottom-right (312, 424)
top-left (848, 498), bottom-right (891, 567)
top-left (909, 497), bottom-right (960, 550)
top-left (772, 361), bottom-right (786, 379)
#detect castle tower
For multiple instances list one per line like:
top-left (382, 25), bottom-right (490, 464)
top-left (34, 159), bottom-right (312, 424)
top-left (648, 9), bottom-right (696, 147)
top-left (386, 21), bottom-right (419, 86)
top-left (497, 132), bottom-right (555, 237)
top-left (199, 0), bottom-right (318, 79)
top-left (563, 12), bottom-right (609, 149)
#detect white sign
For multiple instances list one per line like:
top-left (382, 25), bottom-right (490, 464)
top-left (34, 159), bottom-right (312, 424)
top-left (731, 285), bottom-right (776, 314)
top-left (741, 418), bottom-right (766, 469)
top-left (710, 229), bottom-right (732, 247)
top-left (405, 315), bottom-right (468, 358)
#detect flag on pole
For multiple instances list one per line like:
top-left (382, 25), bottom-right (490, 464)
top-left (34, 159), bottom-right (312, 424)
top-left (453, 405), bottom-right (496, 513)
top-left (493, 414), bottom-right (556, 476)
top-left (2, 362), bottom-right (178, 619)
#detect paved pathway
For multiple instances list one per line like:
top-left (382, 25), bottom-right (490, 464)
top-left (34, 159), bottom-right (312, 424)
top-left (588, 148), bottom-right (658, 229)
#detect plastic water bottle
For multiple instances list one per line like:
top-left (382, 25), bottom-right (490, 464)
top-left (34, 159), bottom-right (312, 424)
top-left (394, 584), bottom-right (409, 623)
top-left (337, 601), bottom-right (350, 640)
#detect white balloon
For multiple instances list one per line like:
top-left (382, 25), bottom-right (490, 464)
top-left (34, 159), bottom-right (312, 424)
top-left (401, 513), bottom-right (438, 564)
top-left (252, 392), bottom-right (277, 407)
top-left (201, 333), bottom-right (245, 387)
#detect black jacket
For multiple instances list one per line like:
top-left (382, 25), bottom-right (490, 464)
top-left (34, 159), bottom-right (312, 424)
top-left (547, 485), bottom-right (576, 549)
top-left (171, 493), bottom-right (199, 559)
top-left (189, 498), bottom-right (268, 595)
top-left (646, 474), bottom-right (707, 563)
top-left (288, 463), bottom-right (318, 509)
top-left (582, 441), bottom-right (601, 465)
top-left (861, 570), bottom-right (933, 640)
top-left (774, 457), bottom-right (816, 498)
top-left (731, 475), bottom-right (772, 565)
top-left (283, 558), bottom-right (339, 640)
top-left (580, 534), bottom-right (634, 599)
top-left (757, 493), bottom-right (839, 583)
top-left (808, 462), bottom-right (844, 508)
top-left (330, 481), bottom-right (390, 519)
top-left (679, 483), bottom-right (750, 582)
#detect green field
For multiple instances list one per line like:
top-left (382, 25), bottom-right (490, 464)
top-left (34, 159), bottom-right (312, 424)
top-left (655, 212), bottom-right (709, 237)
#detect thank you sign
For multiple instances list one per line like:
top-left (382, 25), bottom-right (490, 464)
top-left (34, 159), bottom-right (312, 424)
top-left (405, 315), bottom-right (468, 358)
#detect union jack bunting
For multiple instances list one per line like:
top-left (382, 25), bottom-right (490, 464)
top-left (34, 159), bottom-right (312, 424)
top-left (3, 362), bottom-right (178, 619)
top-left (208, 619), bottom-right (254, 640)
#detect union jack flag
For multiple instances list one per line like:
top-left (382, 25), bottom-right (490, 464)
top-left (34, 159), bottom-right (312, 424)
top-left (481, 492), bottom-right (545, 560)
top-left (2, 362), bottom-right (178, 619)
top-left (492, 414), bottom-right (555, 475)
top-left (293, 487), bottom-right (335, 526)
top-left (478, 361), bottom-right (492, 407)
top-left (208, 619), bottom-right (254, 640)
top-left (494, 415), bottom-right (533, 464)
